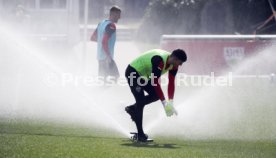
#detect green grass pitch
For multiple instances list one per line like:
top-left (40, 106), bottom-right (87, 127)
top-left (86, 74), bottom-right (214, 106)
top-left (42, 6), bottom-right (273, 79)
top-left (1, 119), bottom-right (275, 158)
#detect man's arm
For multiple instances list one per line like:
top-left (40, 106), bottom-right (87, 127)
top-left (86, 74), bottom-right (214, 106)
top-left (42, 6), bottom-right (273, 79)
top-left (102, 23), bottom-right (116, 59)
top-left (151, 56), bottom-right (165, 101)
top-left (90, 28), bottom-right (98, 42)
top-left (152, 56), bottom-right (178, 116)
top-left (168, 67), bottom-right (178, 100)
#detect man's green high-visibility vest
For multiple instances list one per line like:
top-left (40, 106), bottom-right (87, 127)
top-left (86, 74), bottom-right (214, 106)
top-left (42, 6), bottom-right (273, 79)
top-left (130, 49), bottom-right (174, 79)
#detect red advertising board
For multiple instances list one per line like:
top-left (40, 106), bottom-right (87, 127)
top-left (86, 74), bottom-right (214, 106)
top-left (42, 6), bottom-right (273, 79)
top-left (161, 35), bottom-right (276, 75)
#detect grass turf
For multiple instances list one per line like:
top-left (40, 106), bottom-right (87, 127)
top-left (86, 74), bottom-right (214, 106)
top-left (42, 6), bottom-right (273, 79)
top-left (0, 119), bottom-right (276, 158)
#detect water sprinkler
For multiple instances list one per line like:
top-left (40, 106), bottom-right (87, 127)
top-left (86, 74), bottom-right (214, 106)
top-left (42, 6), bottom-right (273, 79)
top-left (270, 73), bottom-right (275, 83)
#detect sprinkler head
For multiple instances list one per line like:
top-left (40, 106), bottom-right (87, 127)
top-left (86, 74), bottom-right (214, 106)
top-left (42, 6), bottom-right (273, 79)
top-left (270, 73), bottom-right (275, 83)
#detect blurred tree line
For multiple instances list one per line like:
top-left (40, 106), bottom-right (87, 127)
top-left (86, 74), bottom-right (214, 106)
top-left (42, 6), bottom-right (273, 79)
top-left (136, 0), bottom-right (276, 43)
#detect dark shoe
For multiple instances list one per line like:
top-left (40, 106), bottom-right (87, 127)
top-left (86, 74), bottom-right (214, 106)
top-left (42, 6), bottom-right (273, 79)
top-left (138, 133), bottom-right (148, 142)
top-left (125, 105), bottom-right (136, 122)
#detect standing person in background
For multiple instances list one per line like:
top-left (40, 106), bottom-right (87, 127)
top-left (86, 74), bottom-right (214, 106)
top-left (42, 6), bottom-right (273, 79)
top-left (91, 6), bottom-right (121, 82)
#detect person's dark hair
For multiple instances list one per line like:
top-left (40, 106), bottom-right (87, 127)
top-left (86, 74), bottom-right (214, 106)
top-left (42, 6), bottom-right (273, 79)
top-left (171, 49), bottom-right (187, 62)
top-left (110, 6), bottom-right (121, 14)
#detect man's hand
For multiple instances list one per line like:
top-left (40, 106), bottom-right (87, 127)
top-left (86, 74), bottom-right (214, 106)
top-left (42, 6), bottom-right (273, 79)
top-left (167, 100), bottom-right (178, 115)
top-left (162, 100), bottom-right (177, 117)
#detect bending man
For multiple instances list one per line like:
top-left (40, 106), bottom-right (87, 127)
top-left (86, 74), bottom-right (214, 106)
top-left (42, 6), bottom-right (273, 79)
top-left (125, 49), bottom-right (187, 141)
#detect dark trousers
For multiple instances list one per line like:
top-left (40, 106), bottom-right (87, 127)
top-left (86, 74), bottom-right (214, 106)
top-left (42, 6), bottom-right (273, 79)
top-left (98, 59), bottom-right (119, 79)
top-left (125, 65), bottom-right (159, 135)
